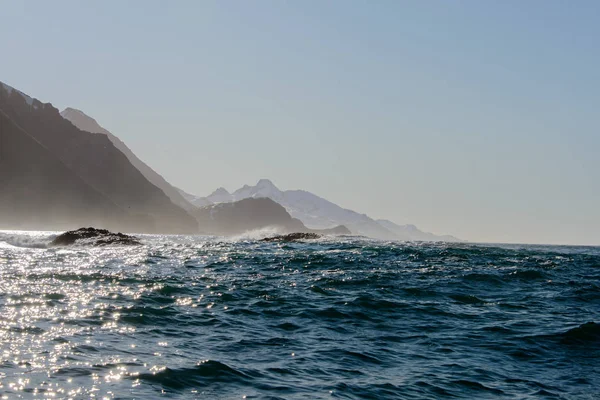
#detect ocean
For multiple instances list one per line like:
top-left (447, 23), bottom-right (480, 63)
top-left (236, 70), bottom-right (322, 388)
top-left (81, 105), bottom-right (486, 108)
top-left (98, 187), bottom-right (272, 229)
top-left (0, 231), bottom-right (598, 399)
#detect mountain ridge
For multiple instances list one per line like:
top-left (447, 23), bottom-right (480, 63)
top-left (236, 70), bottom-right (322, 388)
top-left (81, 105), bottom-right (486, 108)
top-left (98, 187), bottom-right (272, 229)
top-left (183, 179), bottom-right (462, 242)
top-left (0, 106), bottom-right (133, 231)
top-left (60, 107), bottom-right (195, 212)
top-left (193, 197), bottom-right (350, 236)
top-left (0, 80), bottom-right (197, 233)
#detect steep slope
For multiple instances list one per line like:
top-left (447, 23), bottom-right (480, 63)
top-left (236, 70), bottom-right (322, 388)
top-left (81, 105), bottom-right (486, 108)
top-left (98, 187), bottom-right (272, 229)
top-left (60, 107), bottom-right (195, 212)
top-left (0, 81), bottom-right (197, 233)
top-left (0, 108), bottom-right (143, 231)
top-left (193, 197), bottom-right (350, 236)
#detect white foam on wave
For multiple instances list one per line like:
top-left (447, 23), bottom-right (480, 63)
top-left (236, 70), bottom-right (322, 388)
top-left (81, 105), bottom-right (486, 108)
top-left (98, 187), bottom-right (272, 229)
top-left (0, 231), bottom-right (56, 249)
top-left (227, 227), bottom-right (285, 242)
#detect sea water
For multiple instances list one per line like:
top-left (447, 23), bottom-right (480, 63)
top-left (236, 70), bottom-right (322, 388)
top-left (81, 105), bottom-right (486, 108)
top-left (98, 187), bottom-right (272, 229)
top-left (0, 231), bottom-right (598, 399)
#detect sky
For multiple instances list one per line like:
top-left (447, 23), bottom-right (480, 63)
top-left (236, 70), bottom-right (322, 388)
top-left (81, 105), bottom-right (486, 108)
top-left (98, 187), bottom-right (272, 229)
top-left (1, 0), bottom-right (599, 245)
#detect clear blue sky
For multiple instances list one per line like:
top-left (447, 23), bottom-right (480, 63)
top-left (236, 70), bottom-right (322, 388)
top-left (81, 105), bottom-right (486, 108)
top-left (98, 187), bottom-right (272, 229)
top-left (2, 0), bottom-right (599, 245)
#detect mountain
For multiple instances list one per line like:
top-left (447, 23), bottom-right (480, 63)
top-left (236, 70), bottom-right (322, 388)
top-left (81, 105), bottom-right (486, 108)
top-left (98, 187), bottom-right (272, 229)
top-left (192, 179), bottom-right (398, 240)
top-left (185, 179), bottom-right (399, 239)
top-left (0, 106), bottom-right (133, 231)
top-left (185, 179), bottom-right (461, 242)
top-left (193, 197), bottom-right (350, 236)
top-left (0, 81), bottom-right (197, 233)
top-left (60, 107), bottom-right (195, 212)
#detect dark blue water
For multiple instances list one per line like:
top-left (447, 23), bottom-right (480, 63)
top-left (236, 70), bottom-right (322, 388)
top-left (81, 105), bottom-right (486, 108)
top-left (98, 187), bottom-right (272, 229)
top-left (1, 231), bottom-right (599, 399)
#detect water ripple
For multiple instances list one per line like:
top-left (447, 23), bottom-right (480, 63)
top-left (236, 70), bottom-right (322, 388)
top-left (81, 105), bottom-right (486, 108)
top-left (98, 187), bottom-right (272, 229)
top-left (0, 231), bottom-right (599, 398)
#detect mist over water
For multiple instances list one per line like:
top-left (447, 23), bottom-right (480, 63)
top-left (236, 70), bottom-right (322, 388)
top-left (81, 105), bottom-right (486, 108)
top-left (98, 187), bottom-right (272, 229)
top-left (0, 231), bottom-right (599, 399)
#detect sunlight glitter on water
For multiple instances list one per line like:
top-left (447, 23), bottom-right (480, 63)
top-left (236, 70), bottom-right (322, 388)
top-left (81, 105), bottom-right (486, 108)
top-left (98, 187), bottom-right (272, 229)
top-left (0, 230), bottom-right (599, 398)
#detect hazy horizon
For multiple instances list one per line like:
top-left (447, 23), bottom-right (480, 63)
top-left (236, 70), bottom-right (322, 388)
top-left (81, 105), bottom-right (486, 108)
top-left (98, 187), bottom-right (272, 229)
top-left (2, 1), bottom-right (599, 245)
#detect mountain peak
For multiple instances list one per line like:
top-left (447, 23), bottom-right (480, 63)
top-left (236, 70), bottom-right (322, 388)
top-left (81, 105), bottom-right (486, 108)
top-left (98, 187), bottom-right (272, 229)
top-left (211, 187), bottom-right (230, 196)
top-left (62, 107), bottom-right (84, 115)
top-left (61, 107), bottom-right (89, 120)
top-left (256, 179), bottom-right (278, 190)
top-left (61, 107), bottom-right (107, 135)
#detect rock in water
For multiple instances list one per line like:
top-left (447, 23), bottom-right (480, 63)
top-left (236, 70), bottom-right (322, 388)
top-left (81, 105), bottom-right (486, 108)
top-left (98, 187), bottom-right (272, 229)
top-left (51, 227), bottom-right (141, 246)
top-left (260, 233), bottom-right (322, 242)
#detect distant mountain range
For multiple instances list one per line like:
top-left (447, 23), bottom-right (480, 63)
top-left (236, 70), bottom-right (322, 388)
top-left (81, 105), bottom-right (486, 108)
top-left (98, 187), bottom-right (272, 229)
top-left (180, 179), bottom-right (462, 242)
top-left (193, 197), bottom-right (350, 236)
top-left (0, 79), bottom-right (461, 241)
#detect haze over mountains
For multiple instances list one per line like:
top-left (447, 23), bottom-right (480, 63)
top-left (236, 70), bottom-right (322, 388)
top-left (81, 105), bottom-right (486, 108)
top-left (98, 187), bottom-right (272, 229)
top-left (60, 107), bottom-right (194, 212)
top-left (0, 81), bottom-right (197, 233)
top-left (180, 180), bottom-right (461, 242)
top-left (0, 80), bottom-right (460, 241)
top-left (0, 100), bottom-right (122, 231)
top-left (193, 197), bottom-right (350, 236)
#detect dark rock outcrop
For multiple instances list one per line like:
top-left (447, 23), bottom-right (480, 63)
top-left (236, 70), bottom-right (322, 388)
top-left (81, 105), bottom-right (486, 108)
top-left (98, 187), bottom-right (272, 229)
top-left (51, 227), bottom-right (141, 246)
top-left (261, 233), bottom-right (321, 242)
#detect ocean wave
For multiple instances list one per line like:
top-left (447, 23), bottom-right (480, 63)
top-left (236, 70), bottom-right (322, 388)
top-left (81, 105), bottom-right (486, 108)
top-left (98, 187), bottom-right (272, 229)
top-left (0, 231), bottom-right (53, 249)
top-left (135, 360), bottom-right (252, 389)
top-left (560, 322), bottom-right (600, 344)
top-left (449, 293), bottom-right (488, 305)
top-left (522, 322), bottom-right (600, 348)
top-left (1, 234), bottom-right (599, 398)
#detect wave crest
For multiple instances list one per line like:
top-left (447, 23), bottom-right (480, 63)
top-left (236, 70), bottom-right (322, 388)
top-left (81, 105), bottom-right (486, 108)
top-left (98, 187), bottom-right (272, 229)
top-left (0, 232), bottom-right (53, 249)
top-left (135, 360), bottom-right (251, 389)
